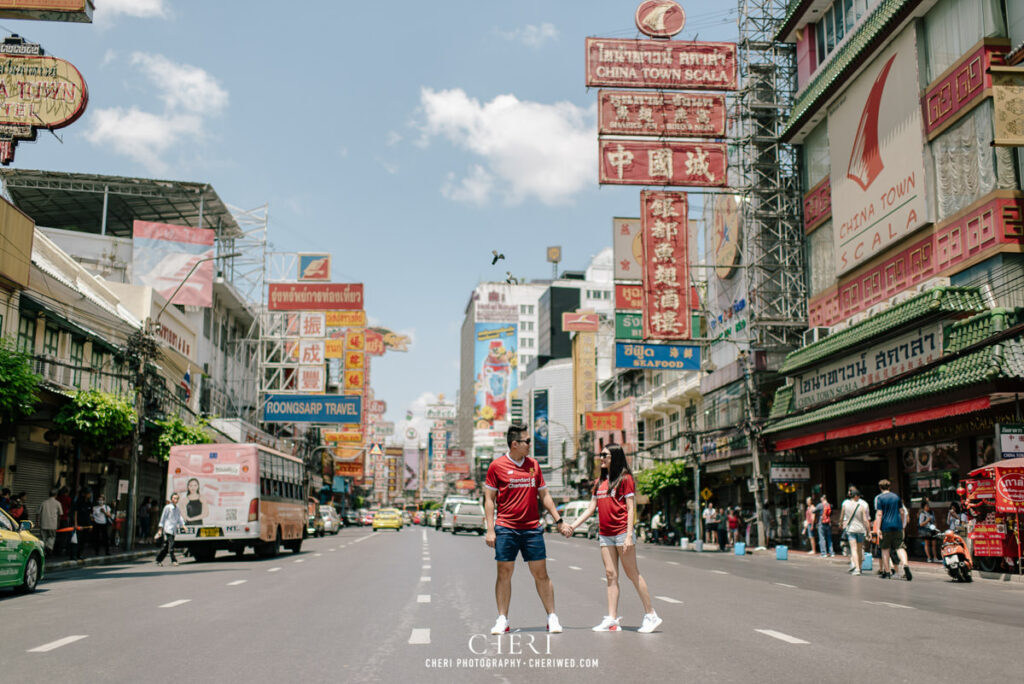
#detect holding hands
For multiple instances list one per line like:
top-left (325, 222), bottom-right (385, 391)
top-left (560, 521), bottom-right (574, 538)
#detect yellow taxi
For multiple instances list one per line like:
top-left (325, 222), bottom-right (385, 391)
top-left (372, 507), bottom-right (403, 531)
top-left (0, 507), bottom-right (45, 593)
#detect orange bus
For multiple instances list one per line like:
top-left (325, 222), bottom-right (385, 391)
top-left (167, 443), bottom-right (306, 561)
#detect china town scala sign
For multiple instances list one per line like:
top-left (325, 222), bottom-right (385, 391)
top-left (0, 36), bottom-right (87, 164)
top-left (586, 38), bottom-right (737, 90)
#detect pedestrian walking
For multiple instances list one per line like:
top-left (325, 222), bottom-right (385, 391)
top-left (55, 486), bottom-right (72, 555)
top-left (565, 445), bottom-right (662, 633)
top-left (874, 479), bottom-right (911, 581)
top-left (803, 497), bottom-right (818, 554)
top-left (38, 488), bottom-right (63, 555)
top-left (70, 489), bottom-right (92, 560)
top-left (483, 422), bottom-right (564, 635)
top-left (91, 494), bottom-right (113, 555)
top-left (816, 494), bottom-right (834, 557)
top-left (918, 500), bottom-right (938, 562)
top-left (840, 487), bottom-right (870, 576)
top-left (651, 509), bottom-right (665, 543)
top-left (155, 493), bottom-right (186, 566)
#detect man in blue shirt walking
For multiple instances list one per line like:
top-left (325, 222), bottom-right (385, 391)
top-left (874, 479), bottom-right (911, 581)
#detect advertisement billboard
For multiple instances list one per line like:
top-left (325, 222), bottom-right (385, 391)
top-left (615, 342), bottom-right (700, 370)
top-left (599, 140), bottom-right (727, 187)
top-left (268, 283), bottom-right (364, 310)
top-left (132, 221), bottom-right (214, 307)
top-left (598, 90), bottom-right (726, 138)
top-left (263, 394), bottom-right (361, 422)
top-left (585, 38), bottom-right (737, 90)
top-left (297, 253), bottom-right (330, 281)
top-left (641, 191), bottom-right (691, 340)
top-left (473, 322), bottom-right (518, 429)
top-left (0, 1), bottom-right (93, 22)
top-left (326, 310), bottom-right (366, 327)
top-left (562, 311), bottom-right (600, 332)
top-left (613, 217), bottom-right (642, 280)
top-left (403, 447), bottom-right (419, 491)
top-left (828, 26), bottom-right (927, 276)
top-left (532, 389), bottom-right (549, 464)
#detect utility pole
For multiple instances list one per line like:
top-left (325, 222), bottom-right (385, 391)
top-left (124, 325), bottom-right (156, 551)
top-left (740, 351), bottom-right (767, 549)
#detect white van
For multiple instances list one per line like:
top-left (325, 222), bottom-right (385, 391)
top-left (562, 500), bottom-right (597, 538)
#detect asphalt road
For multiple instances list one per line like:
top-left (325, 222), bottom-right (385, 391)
top-left (2, 526), bottom-right (1022, 683)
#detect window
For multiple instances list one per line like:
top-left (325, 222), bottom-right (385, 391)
top-left (801, 119), bottom-right (830, 190)
top-left (43, 324), bottom-right (60, 356)
top-left (17, 314), bottom-right (35, 353)
top-left (69, 336), bottom-right (85, 387)
top-left (521, 320), bottom-right (534, 332)
top-left (521, 337), bottom-right (534, 349)
top-left (924, 0), bottom-right (1005, 83)
top-left (203, 307), bottom-right (211, 339)
top-left (816, 0), bottom-right (878, 64)
top-left (806, 220), bottom-right (836, 297)
top-left (519, 304), bottom-right (534, 315)
top-left (90, 348), bottom-right (104, 389)
top-left (220, 318), bottom-right (228, 353)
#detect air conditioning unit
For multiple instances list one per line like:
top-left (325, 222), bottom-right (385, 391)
top-left (802, 327), bottom-right (830, 347)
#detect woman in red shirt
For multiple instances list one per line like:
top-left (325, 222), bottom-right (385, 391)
top-left (566, 444), bottom-right (661, 633)
top-left (727, 508), bottom-right (740, 546)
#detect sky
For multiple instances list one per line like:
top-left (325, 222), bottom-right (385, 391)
top-left (6, 0), bottom-right (738, 434)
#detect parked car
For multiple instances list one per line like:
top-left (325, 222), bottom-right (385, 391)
top-left (0, 507), bottom-right (44, 594)
top-left (561, 500), bottom-right (598, 538)
top-left (412, 512), bottom-right (422, 525)
top-left (320, 506), bottom-right (341, 534)
top-left (401, 511), bottom-right (412, 526)
top-left (451, 502), bottom-right (486, 535)
top-left (343, 509), bottom-right (360, 527)
top-left (441, 496), bottom-right (477, 532)
top-left (361, 510), bottom-right (374, 526)
top-left (372, 508), bottom-right (403, 531)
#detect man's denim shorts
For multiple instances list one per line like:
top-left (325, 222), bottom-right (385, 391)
top-left (494, 524), bottom-right (546, 562)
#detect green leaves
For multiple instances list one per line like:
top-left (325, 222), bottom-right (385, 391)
top-left (54, 389), bottom-right (136, 456)
top-left (0, 337), bottom-right (41, 426)
top-left (153, 417), bottom-right (212, 462)
top-left (635, 459), bottom-right (691, 500)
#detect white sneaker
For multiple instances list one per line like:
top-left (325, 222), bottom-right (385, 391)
top-left (490, 615), bottom-right (510, 634)
top-left (852, 570), bottom-right (862, 576)
top-left (591, 616), bottom-right (621, 632)
top-left (546, 613), bottom-right (563, 633)
top-left (638, 613), bottom-right (663, 633)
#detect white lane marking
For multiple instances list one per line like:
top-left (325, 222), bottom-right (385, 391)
top-left (666, 561), bottom-right (679, 566)
top-left (28, 635), bottom-right (88, 652)
top-left (422, 530), bottom-right (427, 542)
top-left (420, 576), bottom-right (431, 582)
top-left (569, 566), bottom-right (582, 571)
top-left (418, 594), bottom-right (431, 603)
top-left (547, 557), bottom-right (557, 562)
top-left (159, 599), bottom-right (191, 609)
top-left (775, 583), bottom-right (797, 589)
top-left (352, 533), bottom-right (379, 543)
top-left (755, 629), bottom-right (809, 645)
top-left (863, 600), bottom-right (914, 609)
top-left (637, 554), bottom-right (647, 559)
top-left (227, 580), bottom-right (247, 586)
top-left (294, 559), bottom-right (304, 563)
top-left (655, 596), bottom-right (683, 604)
top-left (268, 567), bottom-right (282, 573)
top-left (327, 548), bottom-right (335, 552)
top-left (409, 628), bottom-right (431, 644)
top-left (422, 564), bottom-right (431, 569)
top-left (313, 553), bottom-right (322, 557)
top-left (711, 570), bottom-right (729, 575)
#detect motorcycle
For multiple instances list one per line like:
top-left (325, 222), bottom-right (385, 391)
top-left (940, 529), bottom-right (973, 582)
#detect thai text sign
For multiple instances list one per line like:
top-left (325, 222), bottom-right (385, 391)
top-left (425, 404), bottom-right (457, 420)
top-left (613, 217), bottom-right (642, 280)
top-left (268, 283), bottom-right (363, 310)
top-left (263, 394), bottom-right (361, 423)
top-left (828, 27), bottom-right (927, 275)
top-left (793, 324), bottom-right (943, 409)
top-left (600, 140), bottom-right (726, 187)
top-left (0, 1), bottom-right (93, 22)
top-left (996, 423), bottom-right (1024, 459)
top-left (563, 311), bottom-right (600, 332)
top-left (326, 310), bottom-right (366, 327)
top-left (641, 191), bottom-right (691, 340)
top-left (615, 342), bottom-right (699, 370)
top-left (586, 38), bottom-right (736, 90)
top-left (769, 463), bottom-right (811, 483)
top-left (615, 283), bottom-right (644, 310)
top-left (598, 90), bottom-right (726, 137)
top-left (0, 54), bottom-right (87, 127)
top-left (585, 412), bottom-right (623, 431)
top-left (615, 311), bottom-right (643, 340)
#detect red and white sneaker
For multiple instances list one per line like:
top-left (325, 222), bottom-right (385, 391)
top-left (592, 616), bottom-right (621, 632)
top-left (490, 615), bottom-right (510, 634)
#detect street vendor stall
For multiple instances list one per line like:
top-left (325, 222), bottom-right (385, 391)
top-left (960, 457), bottom-right (1024, 573)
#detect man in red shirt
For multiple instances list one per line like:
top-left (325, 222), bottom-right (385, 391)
top-left (484, 422), bottom-right (565, 635)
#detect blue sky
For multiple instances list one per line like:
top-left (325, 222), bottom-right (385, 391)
top-left (9, 1), bottom-right (737, 429)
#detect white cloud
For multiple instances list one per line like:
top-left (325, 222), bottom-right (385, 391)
top-left (386, 130), bottom-right (403, 146)
top-left (418, 88), bottom-right (595, 206)
top-left (98, 0), bottom-right (168, 18)
top-left (131, 53), bottom-right (228, 115)
top-left (499, 22), bottom-right (559, 48)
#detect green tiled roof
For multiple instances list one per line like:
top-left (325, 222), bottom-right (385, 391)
top-left (768, 385), bottom-right (794, 420)
top-left (779, 286), bottom-right (986, 375)
top-left (946, 308), bottom-right (1021, 353)
top-left (782, 0), bottom-right (915, 142)
top-left (766, 338), bottom-right (1024, 435)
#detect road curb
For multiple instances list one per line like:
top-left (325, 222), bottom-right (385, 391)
top-left (46, 550), bottom-right (156, 574)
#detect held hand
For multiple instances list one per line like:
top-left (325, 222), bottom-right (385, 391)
top-left (623, 534), bottom-right (635, 550)
top-left (561, 525), bottom-right (573, 538)
top-left (485, 530), bottom-right (496, 548)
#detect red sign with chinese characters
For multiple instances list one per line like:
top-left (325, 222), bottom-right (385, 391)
top-left (268, 283), bottom-right (363, 310)
top-left (586, 38), bottom-right (737, 90)
top-left (598, 90), bottom-right (726, 138)
top-left (615, 283), bottom-right (644, 310)
top-left (641, 191), bottom-right (691, 340)
top-left (585, 411), bottom-right (623, 431)
top-left (599, 140), bottom-right (727, 187)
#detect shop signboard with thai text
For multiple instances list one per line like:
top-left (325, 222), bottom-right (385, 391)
top-left (615, 342), bottom-right (699, 370)
top-left (615, 283), bottom-right (644, 310)
top-left (793, 323), bottom-right (943, 409)
top-left (615, 311), bottom-right (643, 340)
top-left (586, 38), bottom-right (736, 90)
top-left (641, 191), bottom-right (691, 340)
top-left (598, 90), bottom-right (726, 137)
top-left (326, 310), bottom-right (366, 327)
top-left (0, 1), bottom-right (93, 22)
top-left (268, 283), bottom-right (363, 310)
top-left (585, 412), bottom-right (623, 431)
top-left (995, 423), bottom-right (1024, 459)
top-left (769, 463), bottom-right (811, 483)
top-left (599, 140), bottom-right (727, 187)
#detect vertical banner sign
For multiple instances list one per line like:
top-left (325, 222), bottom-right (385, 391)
top-left (403, 447), bottom-right (419, 492)
top-left (532, 389), bottom-right (549, 464)
top-left (641, 191), bottom-right (691, 340)
top-left (573, 332), bottom-right (598, 436)
top-left (474, 323), bottom-right (518, 429)
top-left (132, 221), bottom-right (215, 307)
top-left (613, 217), bottom-right (643, 280)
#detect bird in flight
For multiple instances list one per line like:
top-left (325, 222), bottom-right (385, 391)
top-left (505, 271), bottom-right (519, 285)
top-left (491, 250), bottom-right (505, 265)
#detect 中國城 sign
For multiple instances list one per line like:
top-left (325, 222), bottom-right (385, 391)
top-left (599, 140), bottom-right (727, 187)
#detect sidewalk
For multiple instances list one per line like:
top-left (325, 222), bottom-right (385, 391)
top-left (45, 546), bottom-right (157, 574)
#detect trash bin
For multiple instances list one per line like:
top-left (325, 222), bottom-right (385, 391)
top-left (734, 542), bottom-right (746, 555)
top-left (679, 537), bottom-right (689, 550)
top-left (695, 540), bottom-right (704, 552)
top-left (776, 545), bottom-right (788, 561)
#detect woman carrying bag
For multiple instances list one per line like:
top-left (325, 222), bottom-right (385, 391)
top-left (840, 487), bottom-right (871, 576)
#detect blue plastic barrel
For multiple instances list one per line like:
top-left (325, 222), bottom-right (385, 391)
top-left (861, 554), bottom-right (873, 571)
top-left (776, 545), bottom-right (788, 560)
top-left (734, 542), bottom-right (746, 555)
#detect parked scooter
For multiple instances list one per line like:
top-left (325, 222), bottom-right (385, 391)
top-left (940, 529), bottom-right (973, 582)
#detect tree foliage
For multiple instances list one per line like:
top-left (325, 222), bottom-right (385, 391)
top-left (153, 416), bottom-right (212, 462)
top-left (0, 337), bottom-right (40, 427)
top-left (635, 460), bottom-right (691, 500)
top-left (54, 389), bottom-right (136, 455)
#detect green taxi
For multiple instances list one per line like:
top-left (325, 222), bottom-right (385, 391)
top-left (0, 507), bottom-right (45, 593)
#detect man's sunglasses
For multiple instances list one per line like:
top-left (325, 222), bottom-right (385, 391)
top-left (515, 438), bottom-right (532, 444)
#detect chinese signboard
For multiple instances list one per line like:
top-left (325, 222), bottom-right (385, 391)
top-left (562, 311), bottom-right (600, 332)
top-left (995, 423), bottom-right (1024, 459)
top-left (615, 342), bottom-right (699, 370)
top-left (769, 463), bottom-right (811, 483)
top-left (263, 394), bottom-right (361, 423)
top-left (641, 191), bottom-right (691, 340)
top-left (615, 283), bottom-right (644, 310)
top-left (598, 90), bottom-right (726, 138)
top-left (573, 331), bottom-right (598, 430)
top-left (599, 140), bottom-right (727, 187)
top-left (613, 217), bottom-right (642, 280)
top-left (992, 65), bottom-right (1024, 146)
top-left (297, 365), bottom-right (325, 392)
top-left (585, 412), bottom-right (623, 431)
top-left (585, 38), bottom-right (737, 90)
top-left (268, 283), bottom-right (364, 310)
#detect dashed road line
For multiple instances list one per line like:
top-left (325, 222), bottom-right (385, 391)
top-left (423, 564), bottom-right (431, 569)
top-left (227, 580), bottom-right (247, 586)
top-left (666, 561), bottom-right (679, 566)
top-left (547, 557), bottom-right (557, 562)
top-left (409, 628), bottom-right (431, 644)
top-left (863, 600), bottom-right (914, 609)
top-left (28, 635), bottom-right (88, 652)
top-left (268, 567), bottom-right (282, 573)
top-left (420, 576), bottom-right (431, 582)
top-left (655, 596), bottom-right (683, 604)
top-left (159, 599), bottom-right (191, 609)
top-left (294, 559), bottom-right (304, 563)
top-left (569, 566), bottom-right (582, 571)
top-left (755, 629), bottom-right (809, 645)
top-left (313, 553), bottom-right (322, 557)
top-left (775, 583), bottom-right (797, 589)
top-left (711, 570), bottom-right (729, 575)
top-left (418, 594), bottom-right (431, 603)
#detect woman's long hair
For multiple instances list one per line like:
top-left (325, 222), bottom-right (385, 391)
top-left (592, 444), bottom-right (632, 496)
